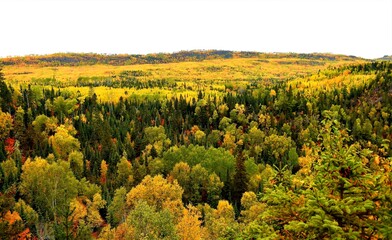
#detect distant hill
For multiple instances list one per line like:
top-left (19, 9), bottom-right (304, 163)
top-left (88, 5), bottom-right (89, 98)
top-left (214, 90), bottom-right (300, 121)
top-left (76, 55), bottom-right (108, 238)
top-left (378, 55), bottom-right (392, 61)
top-left (0, 50), bottom-right (362, 67)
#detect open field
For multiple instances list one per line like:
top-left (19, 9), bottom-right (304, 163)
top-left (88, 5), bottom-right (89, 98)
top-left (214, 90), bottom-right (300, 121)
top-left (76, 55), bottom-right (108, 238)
top-left (2, 53), bottom-right (367, 102)
top-left (3, 55), bottom-right (366, 84)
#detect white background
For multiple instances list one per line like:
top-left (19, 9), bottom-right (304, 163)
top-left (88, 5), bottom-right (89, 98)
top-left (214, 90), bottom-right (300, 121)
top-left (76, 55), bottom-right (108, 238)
top-left (0, 0), bottom-right (391, 59)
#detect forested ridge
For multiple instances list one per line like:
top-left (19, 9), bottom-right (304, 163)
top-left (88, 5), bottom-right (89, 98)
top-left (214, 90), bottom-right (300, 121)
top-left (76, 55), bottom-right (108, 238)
top-left (0, 53), bottom-right (391, 239)
top-left (2, 50), bottom-right (360, 67)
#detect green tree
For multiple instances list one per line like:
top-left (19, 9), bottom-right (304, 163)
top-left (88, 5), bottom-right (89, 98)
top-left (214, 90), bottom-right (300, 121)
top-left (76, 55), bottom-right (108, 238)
top-left (233, 150), bottom-right (248, 207)
top-left (206, 130), bottom-right (221, 147)
top-left (19, 157), bottom-right (79, 221)
top-left (68, 151), bottom-right (84, 179)
top-left (247, 126), bottom-right (265, 161)
top-left (49, 125), bottom-right (80, 160)
top-left (107, 187), bottom-right (128, 227)
top-left (285, 118), bottom-right (392, 239)
top-left (163, 145), bottom-right (235, 183)
top-left (13, 199), bottom-right (39, 230)
top-left (263, 133), bottom-right (293, 168)
top-left (51, 96), bottom-right (77, 123)
top-left (126, 200), bottom-right (179, 240)
top-left (143, 126), bottom-right (170, 156)
top-left (115, 156), bottom-right (134, 190)
top-left (189, 164), bottom-right (223, 205)
top-left (240, 220), bottom-right (278, 240)
top-left (171, 162), bottom-right (223, 205)
top-left (1, 158), bottom-right (18, 188)
top-left (287, 147), bottom-right (299, 171)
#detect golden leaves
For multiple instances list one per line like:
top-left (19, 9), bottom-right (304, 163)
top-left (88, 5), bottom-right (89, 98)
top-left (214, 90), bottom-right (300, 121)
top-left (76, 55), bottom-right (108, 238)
top-left (3, 210), bottom-right (22, 225)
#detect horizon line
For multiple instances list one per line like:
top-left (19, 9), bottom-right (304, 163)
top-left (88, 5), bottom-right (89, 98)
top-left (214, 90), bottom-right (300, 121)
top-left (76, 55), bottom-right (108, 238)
top-left (0, 49), bottom-right (379, 60)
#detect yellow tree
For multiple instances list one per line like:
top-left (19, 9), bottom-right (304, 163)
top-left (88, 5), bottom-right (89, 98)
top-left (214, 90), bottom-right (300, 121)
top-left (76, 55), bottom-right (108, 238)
top-left (49, 125), bottom-right (80, 160)
top-left (100, 160), bottom-right (108, 185)
top-left (126, 175), bottom-right (184, 220)
top-left (70, 193), bottom-right (106, 228)
top-left (239, 191), bottom-right (265, 223)
top-left (176, 205), bottom-right (206, 240)
top-left (203, 200), bottom-right (239, 239)
top-left (170, 162), bottom-right (191, 201)
top-left (0, 110), bottom-right (13, 141)
top-left (222, 132), bottom-right (236, 153)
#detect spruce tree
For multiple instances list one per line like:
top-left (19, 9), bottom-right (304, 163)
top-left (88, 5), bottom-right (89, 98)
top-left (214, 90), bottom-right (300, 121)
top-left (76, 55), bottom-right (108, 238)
top-left (284, 115), bottom-right (392, 239)
top-left (233, 147), bottom-right (248, 210)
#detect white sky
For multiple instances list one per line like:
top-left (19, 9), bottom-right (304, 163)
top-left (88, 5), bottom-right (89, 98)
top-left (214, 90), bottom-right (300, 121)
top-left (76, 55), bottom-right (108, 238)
top-left (0, 0), bottom-right (391, 59)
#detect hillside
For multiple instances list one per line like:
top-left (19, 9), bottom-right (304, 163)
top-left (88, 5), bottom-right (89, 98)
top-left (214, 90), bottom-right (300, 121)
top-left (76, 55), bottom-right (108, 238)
top-left (0, 52), bottom-right (391, 239)
top-left (379, 55), bottom-right (392, 61)
top-left (1, 51), bottom-right (367, 103)
top-left (1, 50), bottom-right (361, 66)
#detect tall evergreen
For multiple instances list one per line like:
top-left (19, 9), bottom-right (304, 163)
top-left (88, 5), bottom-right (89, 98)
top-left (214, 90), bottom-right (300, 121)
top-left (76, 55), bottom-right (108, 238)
top-left (233, 146), bottom-right (248, 210)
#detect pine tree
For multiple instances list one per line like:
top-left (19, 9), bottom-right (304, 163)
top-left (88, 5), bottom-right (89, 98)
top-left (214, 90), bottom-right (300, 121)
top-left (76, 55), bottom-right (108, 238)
top-left (233, 147), bottom-right (248, 210)
top-left (284, 115), bottom-right (392, 239)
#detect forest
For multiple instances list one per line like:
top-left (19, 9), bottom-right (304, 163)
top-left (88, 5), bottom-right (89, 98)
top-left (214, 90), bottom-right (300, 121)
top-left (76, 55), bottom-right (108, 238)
top-left (0, 51), bottom-right (391, 239)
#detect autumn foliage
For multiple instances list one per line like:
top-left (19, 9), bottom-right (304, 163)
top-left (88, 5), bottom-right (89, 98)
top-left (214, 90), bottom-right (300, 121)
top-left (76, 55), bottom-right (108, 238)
top-left (0, 53), bottom-right (391, 239)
